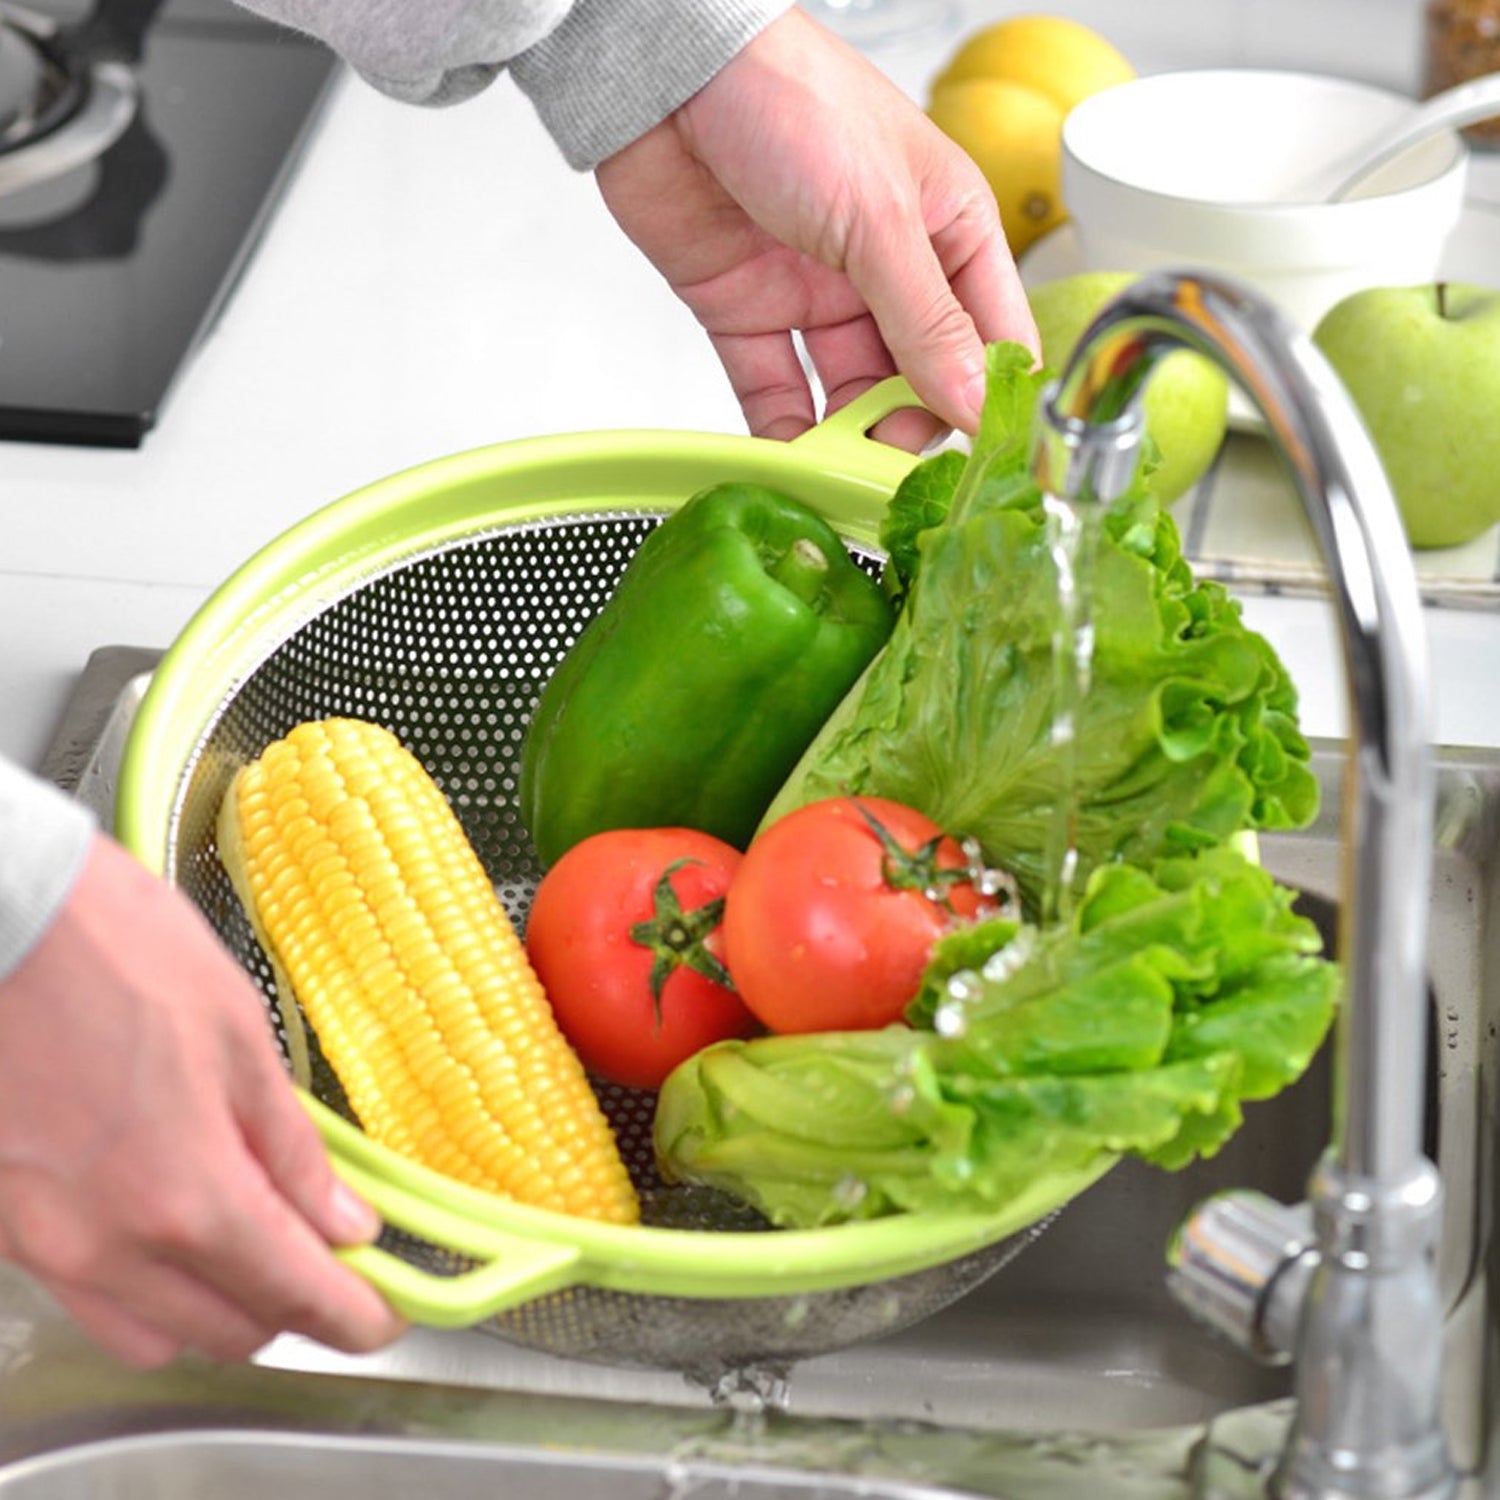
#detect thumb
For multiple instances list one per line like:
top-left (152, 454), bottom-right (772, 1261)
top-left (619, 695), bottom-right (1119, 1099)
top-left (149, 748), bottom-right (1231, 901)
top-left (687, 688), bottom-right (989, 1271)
top-left (233, 1047), bottom-right (381, 1247)
top-left (850, 222), bottom-right (992, 434)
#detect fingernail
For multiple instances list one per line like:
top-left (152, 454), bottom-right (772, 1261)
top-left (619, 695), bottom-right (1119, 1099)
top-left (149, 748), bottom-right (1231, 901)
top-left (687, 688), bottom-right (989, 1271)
top-left (328, 1180), bottom-right (380, 1244)
top-left (962, 361), bottom-right (988, 426)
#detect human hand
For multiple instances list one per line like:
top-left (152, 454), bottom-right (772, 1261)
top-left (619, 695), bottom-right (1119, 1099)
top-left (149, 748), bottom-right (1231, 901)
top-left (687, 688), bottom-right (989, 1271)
top-left (0, 832), bottom-right (407, 1367)
top-left (594, 6), bottom-right (1037, 448)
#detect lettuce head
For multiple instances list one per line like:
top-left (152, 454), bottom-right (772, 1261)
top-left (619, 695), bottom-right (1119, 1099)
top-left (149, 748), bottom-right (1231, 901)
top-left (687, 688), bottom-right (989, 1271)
top-left (763, 343), bottom-right (1317, 917)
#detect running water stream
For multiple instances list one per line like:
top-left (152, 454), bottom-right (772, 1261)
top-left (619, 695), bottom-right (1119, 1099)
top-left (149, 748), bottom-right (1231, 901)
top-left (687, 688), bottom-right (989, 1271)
top-left (1039, 492), bottom-right (1101, 928)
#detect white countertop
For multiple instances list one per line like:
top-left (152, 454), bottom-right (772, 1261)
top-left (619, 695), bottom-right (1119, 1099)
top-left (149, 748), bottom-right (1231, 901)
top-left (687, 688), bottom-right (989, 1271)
top-left (3, 0), bottom-right (1498, 779)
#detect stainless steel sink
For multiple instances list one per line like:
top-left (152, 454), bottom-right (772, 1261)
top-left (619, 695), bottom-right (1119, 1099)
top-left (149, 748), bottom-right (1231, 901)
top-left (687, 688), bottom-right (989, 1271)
top-left (0, 1252), bottom-right (1276, 1499)
top-left (0, 1427), bottom-right (1077, 1500)
top-left (4, 648), bottom-right (1495, 1498)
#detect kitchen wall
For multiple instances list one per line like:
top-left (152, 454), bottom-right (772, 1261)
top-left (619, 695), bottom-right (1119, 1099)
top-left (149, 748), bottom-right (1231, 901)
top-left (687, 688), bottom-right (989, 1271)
top-left (870, 0), bottom-right (1431, 95)
top-left (1206, 0), bottom-right (1428, 90)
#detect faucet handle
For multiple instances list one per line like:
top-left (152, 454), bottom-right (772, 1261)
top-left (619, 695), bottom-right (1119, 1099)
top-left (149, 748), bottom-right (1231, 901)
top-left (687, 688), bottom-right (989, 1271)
top-left (1167, 1190), bottom-right (1317, 1364)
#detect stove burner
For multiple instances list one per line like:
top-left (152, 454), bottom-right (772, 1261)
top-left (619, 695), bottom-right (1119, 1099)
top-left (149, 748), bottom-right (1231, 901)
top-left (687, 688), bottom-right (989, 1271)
top-left (0, 0), bottom-right (160, 195)
top-left (0, 0), bottom-right (339, 445)
top-left (0, 15), bottom-right (83, 147)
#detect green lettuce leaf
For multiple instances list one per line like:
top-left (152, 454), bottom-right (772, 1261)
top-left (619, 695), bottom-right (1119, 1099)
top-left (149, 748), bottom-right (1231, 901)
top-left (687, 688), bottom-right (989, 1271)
top-left (881, 447), bottom-right (966, 604)
top-left (764, 341), bottom-right (1317, 917)
top-left (654, 847), bottom-right (1338, 1227)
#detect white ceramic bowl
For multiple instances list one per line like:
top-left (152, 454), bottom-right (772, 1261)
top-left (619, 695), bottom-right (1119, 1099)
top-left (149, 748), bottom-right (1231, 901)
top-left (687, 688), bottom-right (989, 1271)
top-left (1060, 69), bottom-right (1470, 331)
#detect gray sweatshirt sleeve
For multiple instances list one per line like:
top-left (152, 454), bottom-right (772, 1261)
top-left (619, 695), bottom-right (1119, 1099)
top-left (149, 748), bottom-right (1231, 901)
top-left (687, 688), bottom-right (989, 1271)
top-left (508, 0), bottom-right (796, 170)
top-left (232, 0), bottom-right (794, 170)
top-left (0, 757), bottom-right (95, 983)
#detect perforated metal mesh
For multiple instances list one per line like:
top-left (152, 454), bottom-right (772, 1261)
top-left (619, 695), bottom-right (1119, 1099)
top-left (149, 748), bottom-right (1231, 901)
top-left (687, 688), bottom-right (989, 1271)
top-left (164, 509), bottom-right (1045, 1379)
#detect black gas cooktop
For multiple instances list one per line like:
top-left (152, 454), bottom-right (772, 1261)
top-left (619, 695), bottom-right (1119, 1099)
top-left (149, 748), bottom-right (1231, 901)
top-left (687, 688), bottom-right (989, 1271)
top-left (0, 0), bottom-right (336, 446)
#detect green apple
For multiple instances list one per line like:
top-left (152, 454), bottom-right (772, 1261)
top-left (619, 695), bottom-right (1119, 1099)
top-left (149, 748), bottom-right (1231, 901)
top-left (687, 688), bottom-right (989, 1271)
top-left (1027, 271), bottom-right (1230, 504)
top-left (1312, 282), bottom-right (1500, 550)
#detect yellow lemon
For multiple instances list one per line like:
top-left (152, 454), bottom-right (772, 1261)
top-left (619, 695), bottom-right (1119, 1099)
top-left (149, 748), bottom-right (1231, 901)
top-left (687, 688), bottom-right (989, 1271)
top-left (927, 78), bottom-right (1067, 255)
top-left (932, 14), bottom-right (1135, 112)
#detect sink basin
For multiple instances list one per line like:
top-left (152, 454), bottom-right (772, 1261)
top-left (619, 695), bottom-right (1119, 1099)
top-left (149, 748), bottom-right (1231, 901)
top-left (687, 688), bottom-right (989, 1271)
top-left (0, 1255), bottom-right (1293, 1498)
top-left (7, 650), bottom-right (1496, 1496)
top-left (0, 1428), bottom-right (1028, 1500)
top-left (0, 1255), bottom-right (1285, 1498)
top-left (258, 736), bottom-right (1496, 1451)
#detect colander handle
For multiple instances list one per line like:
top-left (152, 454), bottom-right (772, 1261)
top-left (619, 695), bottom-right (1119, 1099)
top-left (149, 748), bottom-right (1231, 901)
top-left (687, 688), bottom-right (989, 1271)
top-left (306, 1096), bottom-right (585, 1327)
top-left (789, 376), bottom-right (932, 481)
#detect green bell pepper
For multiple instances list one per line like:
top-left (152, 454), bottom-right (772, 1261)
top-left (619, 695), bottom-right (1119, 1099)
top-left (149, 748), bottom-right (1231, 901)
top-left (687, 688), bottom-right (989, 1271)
top-left (520, 482), bottom-right (894, 867)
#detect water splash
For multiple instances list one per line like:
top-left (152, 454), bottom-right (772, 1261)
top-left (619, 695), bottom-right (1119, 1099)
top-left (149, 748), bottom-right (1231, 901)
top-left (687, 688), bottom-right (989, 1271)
top-left (662, 1364), bottom-right (898, 1498)
top-left (707, 1363), bottom-right (792, 1423)
top-left (831, 1174), bottom-right (869, 1214)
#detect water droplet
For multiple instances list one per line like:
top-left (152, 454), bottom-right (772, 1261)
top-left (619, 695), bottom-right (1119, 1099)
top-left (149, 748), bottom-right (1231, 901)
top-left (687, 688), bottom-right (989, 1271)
top-left (934, 1001), bottom-right (970, 1037)
top-left (958, 836), bottom-right (1018, 908)
top-left (983, 926), bottom-right (1037, 983)
top-left (832, 1174), bottom-right (868, 1210)
top-left (935, 967), bottom-right (983, 1036)
top-left (946, 969), bottom-right (984, 1002)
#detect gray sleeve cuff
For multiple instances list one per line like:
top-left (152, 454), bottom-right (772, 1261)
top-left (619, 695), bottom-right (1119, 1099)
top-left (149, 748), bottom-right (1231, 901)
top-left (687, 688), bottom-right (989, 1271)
top-left (0, 757), bottom-right (96, 983)
top-left (510, 0), bottom-right (796, 171)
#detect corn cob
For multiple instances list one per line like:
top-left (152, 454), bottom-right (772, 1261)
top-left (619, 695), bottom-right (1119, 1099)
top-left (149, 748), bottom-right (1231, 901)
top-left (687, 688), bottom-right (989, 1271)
top-left (217, 716), bottom-right (640, 1225)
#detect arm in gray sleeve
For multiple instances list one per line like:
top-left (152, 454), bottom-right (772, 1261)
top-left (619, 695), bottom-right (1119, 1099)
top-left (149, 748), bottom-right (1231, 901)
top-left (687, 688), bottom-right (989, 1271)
top-left (508, 0), bottom-right (796, 170)
top-left (232, 0), bottom-right (794, 169)
top-left (0, 756), bottom-right (95, 983)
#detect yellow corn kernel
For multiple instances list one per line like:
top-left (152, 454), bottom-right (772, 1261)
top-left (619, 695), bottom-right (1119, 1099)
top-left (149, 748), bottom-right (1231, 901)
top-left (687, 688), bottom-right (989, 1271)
top-left (218, 717), bottom-right (639, 1225)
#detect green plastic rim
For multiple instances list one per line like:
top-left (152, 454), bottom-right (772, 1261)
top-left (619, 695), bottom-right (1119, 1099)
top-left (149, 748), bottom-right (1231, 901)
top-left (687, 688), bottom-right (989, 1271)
top-left (311, 1095), bottom-right (1115, 1317)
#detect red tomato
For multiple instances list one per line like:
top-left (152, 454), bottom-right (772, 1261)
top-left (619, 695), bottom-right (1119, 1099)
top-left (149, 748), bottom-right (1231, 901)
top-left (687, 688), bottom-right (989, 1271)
top-left (526, 828), bottom-right (757, 1089)
top-left (723, 797), bottom-right (1002, 1034)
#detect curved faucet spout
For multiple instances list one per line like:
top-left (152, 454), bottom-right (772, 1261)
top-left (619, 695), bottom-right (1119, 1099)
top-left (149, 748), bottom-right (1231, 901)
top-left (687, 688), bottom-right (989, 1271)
top-left (1037, 269), bottom-right (1433, 1182)
top-left (1031, 270), bottom-right (1452, 1500)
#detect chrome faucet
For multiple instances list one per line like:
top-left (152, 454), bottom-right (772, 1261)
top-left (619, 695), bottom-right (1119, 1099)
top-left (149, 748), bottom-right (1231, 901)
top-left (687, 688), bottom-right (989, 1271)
top-left (1030, 271), bottom-right (1455, 1500)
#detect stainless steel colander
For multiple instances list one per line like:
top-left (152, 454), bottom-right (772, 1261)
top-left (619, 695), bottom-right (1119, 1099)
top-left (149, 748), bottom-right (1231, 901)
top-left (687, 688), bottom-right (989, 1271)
top-left (115, 382), bottom-right (1113, 1381)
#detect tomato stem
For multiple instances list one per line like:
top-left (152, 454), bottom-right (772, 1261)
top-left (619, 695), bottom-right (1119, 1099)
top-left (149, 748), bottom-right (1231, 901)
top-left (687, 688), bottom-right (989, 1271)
top-left (853, 802), bottom-right (1001, 917)
top-left (628, 858), bottom-right (736, 1022)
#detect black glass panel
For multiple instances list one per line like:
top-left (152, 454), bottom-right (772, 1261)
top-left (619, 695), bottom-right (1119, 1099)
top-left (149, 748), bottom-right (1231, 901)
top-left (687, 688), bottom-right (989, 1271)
top-left (0, 0), bottom-right (337, 445)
